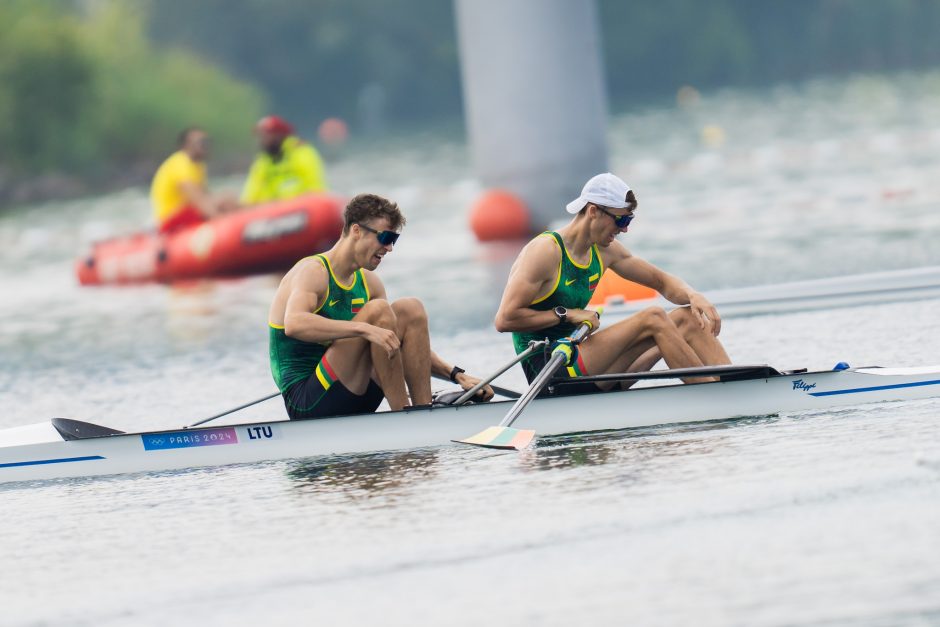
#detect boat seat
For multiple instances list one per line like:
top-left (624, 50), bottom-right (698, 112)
top-left (51, 418), bottom-right (126, 441)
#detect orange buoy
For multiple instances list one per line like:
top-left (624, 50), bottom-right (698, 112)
top-left (469, 189), bottom-right (531, 241)
top-left (317, 117), bottom-right (349, 147)
top-left (589, 272), bottom-right (658, 306)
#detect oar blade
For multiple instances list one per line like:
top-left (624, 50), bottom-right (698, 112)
top-left (455, 426), bottom-right (536, 450)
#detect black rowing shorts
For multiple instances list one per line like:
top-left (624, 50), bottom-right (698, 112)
top-left (282, 356), bottom-right (384, 419)
top-left (522, 349), bottom-right (602, 397)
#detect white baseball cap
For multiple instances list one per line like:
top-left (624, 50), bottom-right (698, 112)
top-left (565, 172), bottom-right (633, 214)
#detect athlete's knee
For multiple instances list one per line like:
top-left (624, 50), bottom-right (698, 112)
top-left (669, 307), bottom-right (695, 330)
top-left (358, 299), bottom-right (397, 328)
top-left (637, 306), bottom-right (671, 330)
top-left (391, 297), bottom-right (428, 326)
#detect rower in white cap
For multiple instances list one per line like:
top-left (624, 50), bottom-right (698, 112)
top-left (494, 172), bottom-right (732, 393)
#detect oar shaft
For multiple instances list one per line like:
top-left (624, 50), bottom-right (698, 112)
top-left (497, 321), bottom-right (594, 429)
top-left (489, 384), bottom-right (521, 399)
top-left (453, 340), bottom-right (546, 405)
top-left (498, 351), bottom-right (567, 427)
top-left (187, 391), bottom-right (281, 428)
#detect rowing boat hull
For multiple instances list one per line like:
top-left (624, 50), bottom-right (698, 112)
top-left (2, 366), bottom-right (938, 485)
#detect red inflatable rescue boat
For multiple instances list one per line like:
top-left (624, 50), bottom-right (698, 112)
top-left (76, 193), bottom-right (345, 285)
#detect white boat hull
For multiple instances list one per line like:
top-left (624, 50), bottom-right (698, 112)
top-left (1, 365), bottom-right (939, 485)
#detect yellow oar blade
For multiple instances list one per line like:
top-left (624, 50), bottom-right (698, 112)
top-left (455, 426), bottom-right (536, 450)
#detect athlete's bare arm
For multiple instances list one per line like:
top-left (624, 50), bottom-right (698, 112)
top-left (602, 242), bottom-right (722, 335)
top-left (275, 261), bottom-right (399, 353)
top-left (495, 236), bottom-right (597, 333)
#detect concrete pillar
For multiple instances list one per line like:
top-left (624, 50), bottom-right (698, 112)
top-left (455, 0), bottom-right (609, 232)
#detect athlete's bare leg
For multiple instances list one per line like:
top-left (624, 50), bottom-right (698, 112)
top-left (391, 297), bottom-right (433, 405)
top-left (610, 344), bottom-right (663, 391)
top-left (578, 306), bottom-right (710, 384)
top-left (324, 299), bottom-right (410, 410)
top-left (669, 306), bottom-right (732, 366)
top-left (581, 306), bottom-right (731, 388)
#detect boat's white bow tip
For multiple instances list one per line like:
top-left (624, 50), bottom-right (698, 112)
top-left (0, 422), bottom-right (63, 447)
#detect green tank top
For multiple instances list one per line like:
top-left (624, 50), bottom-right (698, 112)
top-left (269, 254), bottom-right (371, 392)
top-left (511, 231), bottom-right (604, 359)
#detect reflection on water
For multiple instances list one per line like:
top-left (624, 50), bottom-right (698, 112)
top-left (530, 429), bottom-right (726, 474)
top-left (286, 449), bottom-right (440, 498)
top-left (165, 281), bottom-right (224, 343)
top-left (527, 437), bottom-right (618, 469)
top-left (526, 413), bottom-right (793, 475)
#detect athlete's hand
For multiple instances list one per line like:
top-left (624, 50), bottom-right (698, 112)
top-left (551, 336), bottom-right (579, 366)
top-left (454, 372), bottom-right (495, 401)
top-left (689, 292), bottom-right (721, 336)
top-left (364, 324), bottom-right (400, 358)
top-left (567, 308), bottom-right (601, 335)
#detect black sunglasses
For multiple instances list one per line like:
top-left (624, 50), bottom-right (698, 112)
top-left (593, 204), bottom-right (635, 229)
top-left (357, 223), bottom-right (401, 246)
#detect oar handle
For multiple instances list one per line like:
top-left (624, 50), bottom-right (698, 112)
top-left (497, 318), bottom-right (596, 429)
top-left (452, 339), bottom-right (547, 405)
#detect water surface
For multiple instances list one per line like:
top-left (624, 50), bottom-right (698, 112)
top-left (2, 72), bottom-right (940, 626)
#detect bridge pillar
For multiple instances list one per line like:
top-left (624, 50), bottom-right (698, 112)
top-left (455, 0), bottom-right (609, 237)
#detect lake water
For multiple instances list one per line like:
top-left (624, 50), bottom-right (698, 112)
top-left (2, 72), bottom-right (940, 626)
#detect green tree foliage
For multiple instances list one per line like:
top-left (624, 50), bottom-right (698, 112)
top-left (0, 2), bottom-right (98, 172)
top-left (81, 2), bottom-right (264, 162)
top-left (0, 0), bottom-right (263, 176)
top-left (148, 0), bottom-right (940, 130)
top-left (7, 0), bottom-right (940, 180)
top-left (147, 0), bottom-right (461, 128)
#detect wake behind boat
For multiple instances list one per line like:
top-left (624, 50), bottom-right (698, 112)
top-left (2, 363), bottom-right (939, 485)
top-left (596, 265), bottom-right (940, 321)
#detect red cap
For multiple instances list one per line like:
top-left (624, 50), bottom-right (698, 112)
top-left (256, 115), bottom-right (294, 136)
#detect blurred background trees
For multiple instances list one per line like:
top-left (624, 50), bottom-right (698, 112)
top-left (0, 0), bottom-right (261, 185)
top-left (3, 0), bottom-right (940, 198)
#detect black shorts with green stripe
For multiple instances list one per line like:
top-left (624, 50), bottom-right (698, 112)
top-left (282, 356), bottom-right (384, 419)
top-left (522, 347), bottom-right (603, 398)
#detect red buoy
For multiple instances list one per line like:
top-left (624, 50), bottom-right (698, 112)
top-left (469, 189), bottom-right (531, 241)
top-left (317, 118), bottom-right (349, 147)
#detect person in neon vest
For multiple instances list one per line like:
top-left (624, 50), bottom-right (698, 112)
top-left (241, 115), bottom-right (328, 204)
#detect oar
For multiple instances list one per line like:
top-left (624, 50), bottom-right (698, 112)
top-left (191, 344), bottom-right (549, 428)
top-left (456, 317), bottom-right (597, 450)
top-left (186, 391), bottom-right (281, 428)
top-left (489, 385), bottom-right (521, 400)
top-left (447, 339), bottom-right (547, 405)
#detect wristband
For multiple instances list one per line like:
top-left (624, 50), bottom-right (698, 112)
top-left (449, 366), bottom-right (465, 383)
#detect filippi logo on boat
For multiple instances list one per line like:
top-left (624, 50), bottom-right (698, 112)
top-left (141, 428), bottom-right (238, 451)
top-left (792, 379), bottom-right (817, 392)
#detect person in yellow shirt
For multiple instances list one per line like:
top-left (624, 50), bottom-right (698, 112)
top-left (150, 127), bottom-right (237, 233)
top-left (241, 115), bottom-right (328, 204)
